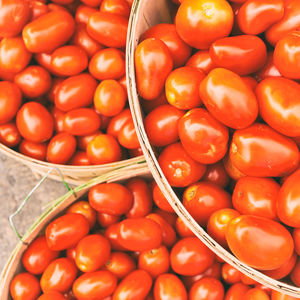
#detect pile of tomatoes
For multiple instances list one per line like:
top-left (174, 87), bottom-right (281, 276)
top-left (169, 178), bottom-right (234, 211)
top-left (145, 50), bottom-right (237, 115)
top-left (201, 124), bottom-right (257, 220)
top-left (0, 0), bottom-right (141, 166)
top-left (9, 177), bottom-right (298, 300)
top-left (134, 0), bottom-right (300, 288)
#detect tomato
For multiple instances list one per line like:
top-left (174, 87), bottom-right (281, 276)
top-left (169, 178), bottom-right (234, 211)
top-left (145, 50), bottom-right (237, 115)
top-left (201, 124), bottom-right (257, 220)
top-left (230, 123), bottom-right (300, 177)
top-left (117, 118), bottom-right (139, 149)
top-left (105, 252), bottom-right (136, 278)
top-left (87, 12), bottom-right (128, 48)
top-left (232, 177), bottom-right (279, 220)
top-left (209, 35), bottom-right (267, 75)
top-left (271, 290), bottom-right (299, 300)
top-left (178, 108), bottom-right (229, 164)
top-left (175, 0), bottom-right (233, 49)
top-left (89, 48), bottom-right (125, 80)
top-left (22, 10), bottom-right (75, 53)
top-left (55, 73), bottom-right (97, 112)
top-left (199, 68), bottom-right (258, 129)
top-left (118, 217), bottom-right (163, 251)
top-left (0, 37), bottom-right (32, 73)
top-left (125, 178), bottom-right (152, 218)
top-left (87, 134), bottom-right (122, 164)
top-left (64, 108), bottom-right (101, 136)
top-left (100, 0), bottom-right (130, 18)
top-left (105, 223), bottom-right (127, 251)
top-left (244, 288), bottom-right (270, 300)
top-left (77, 130), bottom-right (101, 151)
top-left (75, 5), bottom-right (97, 24)
top-left (266, 0), bottom-right (300, 46)
top-left (255, 52), bottom-right (282, 81)
top-left (94, 80), bottom-right (126, 117)
top-left (112, 269), bottom-right (152, 300)
top-left (73, 271), bottom-right (117, 300)
top-left (50, 106), bottom-right (65, 133)
top-left (16, 102), bottom-right (54, 143)
top-left (141, 93), bottom-right (168, 114)
top-left (185, 50), bottom-right (216, 74)
top-left (221, 263), bottom-right (241, 284)
top-left (225, 283), bottom-right (251, 300)
top-left (241, 76), bottom-right (257, 91)
top-left (69, 151), bottom-right (90, 165)
top-left (28, 1), bottom-right (49, 21)
top-left (175, 217), bottom-right (194, 237)
top-left (89, 183), bottom-right (133, 215)
top-left (15, 66), bottom-right (52, 98)
top-left (165, 66), bottom-right (205, 110)
top-left (19, 140), bottom-right (47, 160)
top-left (256, 77), bottom-right (300, 137)
top-left (0, 123), bottom-right (21, 147)
top-left (46, 213), bottom-right (89, 251)
top-left (40, 258), bottom-right (77, 293)
top-left (207, 208), bottom-right (240, 248)
top-left (135, 38), bottom-right (173, 100)
top-left (189, 277), bottom-right (224, 300)
top-left (290, 258), bottom-right (300, 287)
top-left (98, 212), bottom-right (120, 228)
top-left (154, 208), bottom-right (177, 226)
top-left (51, 45), bottom-right (88, 76)
top-left (154, 273), bottom-right (187, 300)
top-left (10, 273), bottom-right (40, 300)
top-left (37, 291), bottom-right (66, 300)
top-left (67, 201), bottom-right (96, 228)
top-left (237, 0), bottom-right (284, 35)
top-left (153, 183), bottom-right (173, 213)
top-left (107, 109), bottom-right (131, 137)
top-left (46, 132), bottom-right (76, 164)
top-left (158, 142), bottom-right (207, 188)
top-left (240, 273), bottom-right (257, 285)
top-left (0, 0), bottom-right (30, 37)
top-left (183, 182), bottom-right (232, 226)
top-left (293, 228), bottom-right (300, 255)
top-left (226, 215), bottom-right (294, 270)
top-left (202, 162), bottom-right (230, 188)
top-left (141, 23), bottom-right (191, 68)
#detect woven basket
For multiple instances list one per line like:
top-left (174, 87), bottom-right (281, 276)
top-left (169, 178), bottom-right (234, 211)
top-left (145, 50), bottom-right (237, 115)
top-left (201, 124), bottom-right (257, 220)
top-left (0, 143), bottom-right (146, 185)
top-left (0, 163), bottom-right (150, 300)
top-left (126, 0), bottom-right (300, 297)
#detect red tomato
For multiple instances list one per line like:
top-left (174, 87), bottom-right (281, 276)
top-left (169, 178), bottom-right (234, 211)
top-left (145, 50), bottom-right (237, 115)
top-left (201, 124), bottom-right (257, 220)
top-left (19, 140), bottom-right (47, 161)
top-left (291, 258), bottom-right (300, 287)
top-left (189, 277), bottom-right (224, 300)
top-left (135, 38), bottom-right (173, 100)
top-left (199, 68), bottom-right (258, 129)
top-left (165, 66), bottom-right (205, 110)
top-left (225, 283), bottom-right (251, 300)
top-left (29, 0), bottom-right (49, 21)
top-left (87, 134), bottom-right (122, 164)
top-left (209, 35), bottom-right (267, 75)
top-left (232, 177), bottom-right (279, 220)
top-left (244, 288), bottom-right (270, 300)
top-left (117, 118), bottom-right (139, 149)
top-left (141, 23), bottom-right (191, 68)
top-left (112, 269), bottom-right (152, 300)
top-left (75, 5), bottom-right (97, 24)
top-left (158, 142), bottom-right (207, 188)
top-left (226, 215), bottom-right (294, 270)
top-left (87, 11), bottom-right (128, 48)
top-left (170, 237), bottom-right (215, 276)
top-left (117, 217), bottom-right (163, 251)
top-left (81, 0), bottom-right (102, 7)
top-left (256, 77), bottom-right (300, 137)
top-left (22, 10), bottom-right (75, 53)
top-left (153, 182), bottom-right (173, 213)
top-left (0, 37), bottom-right (32, 73)
top-left (105, 223), bottom-right (127, 251)
top-left (47, 78), bottom-right (64, 103)
top-left (105, 252), bottom-right (136, 278)
top-left (73, 271), bottom-right (117, 300)
top-left (89, 48), bottom-right (125, 80)
top-left (255, 52), bottom-right (282, 81)
top-left (271, 290), bottom-right (299, 300)
top-left (10, 273), bottom-right (41, 300)
top-left (183, 182), bottom-right (232, 226)
top-left (15, 66), bottom-right (51, 98)
top-left (0, 0), bottom-right (30, 37)
top-left (202, 162), bottom-right (230, 188)
top-left (237, 0), bottom-right (284, 35)
top-left (107, 109), bottom-right (131, 137)
top-left (64, 108), bottom-right (101, 136)
top-left (98, 212), bottom-right (120, 228)
top-left (138, 246), bottom-right (170, 278)
top-left (185, 50), bottom-right (216, 74)
top-left (51, 45), bottom-right (88, 76)
top-left (242, 76), bottom-right (258, 91)
top-left (16, 102), bottom-right (54, 143)
top-left (69, 151), bottom-right (90, 166)
top-left (293, 228), bottom-right (300, 255)
top-left (40, 257), bottom-right (77, 293)
top-left (178, 108), bottom-right (229, 164)
top-left (154, 208), bottom-right (177, 226)
top-left (141, 93), bottom-right (168, 114)
top-left (55, 73), bottom-right (97, 112)
top-left (0, 123), bottom-right (21, 147)
top-left (125, 178), bottom-right (152, 218)
top-left (154, 273), bottom-right (187, 300)
top-left (265, 0), bottom-right (300, 46)
top-left (37, 291), bottom-right (66, 300)
top-left (100, 0), bottom-right (130, 18)
top-left (221, 263), bottom-right (241, 284)
top-left (207, 208), bottom-right (240, 248)
top-left (77, 130), bottom-right (101, 151)
top-left (230, 123), bottom-right (300, 177)
top-left (89, 183), bottom-right (133, 215)
top-left (94, 80), bottom-right (126, 117)
top-left (46, 132), bottom-right (76, 164)
top-left (66, 201), bottom-right (96, 228)
top-left (46, 213), bottom-right (89, 251)
top-left (223, 155), bottom-right (246, 181)
top-left (175, 217), bottom-right (194, 237)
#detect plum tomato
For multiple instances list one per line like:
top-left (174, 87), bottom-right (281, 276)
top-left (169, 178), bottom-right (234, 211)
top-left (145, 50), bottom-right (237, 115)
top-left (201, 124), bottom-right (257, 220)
top-left (271, 290), bottom-right (299, 300)
top-left (0, 123), bottom-right (21, 147)
top-left (75, 5), bottom-right (97, 24)
top-left (255, 52), bottom-right (282, 81)
top-left (189, 277), bottom-right (225, 300)
top-left (19, 140), bottom-right (47, 161)
top-left (100, 0), bottom-right (131, 18)
top-left (290, 258), bottom-right (300, 287)
top-left (117, 118), bottom-right (139, 149)
top-left (185, 50), bottom-right (216, 74)
top-left (202, 162), bottom-right (230, 188)
top-left (221, 263), bottom-right (241, 284)
top-left (37, 291), bottom-right (66, 300)
top-left (224, 283), bottom-right (251, 300)
top-left (244, 288), bottom-right (270, 300)
top-left (67, 201), bottom-right (96, 228)
top-left (107, 109), bottom-right (131, 138)
top-left (69, 151), bottom-right (90, 166)
top-left (153, 182), bottom-right (173, 213)
top-left (293, 228), bottom-right (300, 256)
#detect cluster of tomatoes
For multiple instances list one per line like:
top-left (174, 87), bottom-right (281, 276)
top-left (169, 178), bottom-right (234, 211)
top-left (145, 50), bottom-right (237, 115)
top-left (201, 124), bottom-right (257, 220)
top-left (0, 0), bottom-right (141, 166)
top-left (135, 0), bottom-right (300, 287)
top-left (9, 177), bottom-right (298, 300)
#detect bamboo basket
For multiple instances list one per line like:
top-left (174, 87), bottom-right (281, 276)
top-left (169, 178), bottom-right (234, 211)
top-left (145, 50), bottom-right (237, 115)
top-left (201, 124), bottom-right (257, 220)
top-left (0, 163), bottom-right (150, 300)
top-left (126, 0), bottom-right (300, 297)
top-left (0, 143), bottom-right (146, 185)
